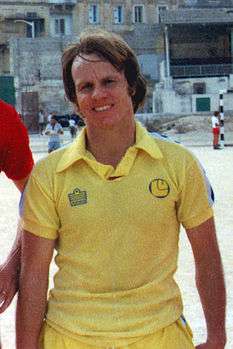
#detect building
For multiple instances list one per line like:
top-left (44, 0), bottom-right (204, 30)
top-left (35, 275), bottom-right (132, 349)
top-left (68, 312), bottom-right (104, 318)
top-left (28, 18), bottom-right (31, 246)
top-left (0, 0), bottom-right (180, 131)
top-left (154, 0), bottom-right (233, 114)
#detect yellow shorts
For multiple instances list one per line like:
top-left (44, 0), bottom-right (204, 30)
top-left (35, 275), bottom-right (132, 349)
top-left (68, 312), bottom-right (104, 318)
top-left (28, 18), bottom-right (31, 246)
top-left (40, 317), bottom-right (194, 349)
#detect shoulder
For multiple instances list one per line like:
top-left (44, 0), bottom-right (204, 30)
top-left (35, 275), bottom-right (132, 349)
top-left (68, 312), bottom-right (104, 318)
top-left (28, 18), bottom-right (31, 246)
top-left (0, 99), bottom-right (14, 114)
top-left (32, 145), bottom-right (68, 178)
top-left (151, 132), bottom-right (195, 165)
top-left (0, 101), bottom-right (28, 139)
top-left (0, 100), bottom-right (20, 123)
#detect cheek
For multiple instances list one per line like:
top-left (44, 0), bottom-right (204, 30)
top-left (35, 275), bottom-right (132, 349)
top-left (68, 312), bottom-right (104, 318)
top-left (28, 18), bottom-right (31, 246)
top-left (77, 95), bottom-right (90, 111)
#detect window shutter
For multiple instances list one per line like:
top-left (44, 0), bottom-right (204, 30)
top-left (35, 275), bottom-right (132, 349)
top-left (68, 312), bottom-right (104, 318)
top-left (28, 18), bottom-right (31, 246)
top-left (95, 4), bottom-right (99, 23)
top-left (55, 19), bottom-right (59, 34)
top-left (88, 5), bottom-right (94, 23)
top-left (113, 7), bottom-right (119, 23)
top-left (60, 18), bottom-right (65, 34)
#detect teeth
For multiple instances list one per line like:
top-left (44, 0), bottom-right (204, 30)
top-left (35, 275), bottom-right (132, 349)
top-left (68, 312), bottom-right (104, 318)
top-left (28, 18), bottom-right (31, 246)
top-left (94, 105), bottom-right (111, 112)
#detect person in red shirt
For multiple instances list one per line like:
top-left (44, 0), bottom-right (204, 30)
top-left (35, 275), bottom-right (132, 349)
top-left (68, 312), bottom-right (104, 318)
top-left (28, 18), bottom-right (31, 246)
top-left (0, 100), bottom-right (34, 347)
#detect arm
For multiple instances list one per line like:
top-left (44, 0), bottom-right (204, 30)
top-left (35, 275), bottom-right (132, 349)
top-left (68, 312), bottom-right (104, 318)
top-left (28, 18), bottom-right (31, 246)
top-left (58, 125), bottom-right (64, 135)
top-left (44, 125), bottom-right (51, 135)
top-left (0, 176), bottom-right (30, 312)
top-left (16, 230), bottom-right (55, 349)
top-left (186, 217), bottom-right (226, 349)
top-left (0, 223), bottom-right (22, 313)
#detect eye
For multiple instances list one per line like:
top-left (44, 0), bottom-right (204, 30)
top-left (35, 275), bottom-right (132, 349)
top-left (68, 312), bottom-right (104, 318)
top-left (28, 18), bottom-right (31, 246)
top-left (104, 78), bottom-right (116, 85)
top-left (79, 83), bottom-right (93, 92)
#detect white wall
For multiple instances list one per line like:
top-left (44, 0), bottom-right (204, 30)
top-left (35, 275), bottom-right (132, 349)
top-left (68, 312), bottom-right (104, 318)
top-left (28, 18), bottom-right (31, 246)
top-left (154, 66), bottom-right (233, 114)
top-left (138, 54), bottom-right (162, 80)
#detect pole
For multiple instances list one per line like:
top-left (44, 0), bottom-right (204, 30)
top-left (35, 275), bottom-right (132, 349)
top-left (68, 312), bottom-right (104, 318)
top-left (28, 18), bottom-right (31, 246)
top-left (219, 90), bottom-right (226, 148)
top-left (164, 25), bottom-right (170, 78)
top-left (31, 22), bottom-right (35, 39)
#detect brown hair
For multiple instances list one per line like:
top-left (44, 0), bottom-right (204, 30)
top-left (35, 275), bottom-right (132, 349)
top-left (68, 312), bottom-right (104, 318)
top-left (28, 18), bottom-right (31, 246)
top-left (62, 30), bottom-right (147, 113)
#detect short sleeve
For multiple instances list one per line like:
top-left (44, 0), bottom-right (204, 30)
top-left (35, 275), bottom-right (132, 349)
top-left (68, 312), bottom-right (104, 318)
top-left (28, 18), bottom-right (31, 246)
top-left (3, 112), bottom-right (34, 180)
top-left (177, 157), bottom-right (214, 230)
top-left (20, 170), bottom-right (60, 240)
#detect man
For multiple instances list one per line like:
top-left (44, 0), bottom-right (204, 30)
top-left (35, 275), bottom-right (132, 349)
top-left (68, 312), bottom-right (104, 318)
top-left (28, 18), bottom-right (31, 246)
top-left (211, 111), bottom-right (220, 149)
top-left (44, 116), bottom-right (63, 153)
top-left (0, 99), bottom-right (34, 347)
top-left (38, 109), bottom-right (45, 135)
top-left (69, 117), bottom-right (77, 139)
top-left (17, 31), bottom-right (226, 349)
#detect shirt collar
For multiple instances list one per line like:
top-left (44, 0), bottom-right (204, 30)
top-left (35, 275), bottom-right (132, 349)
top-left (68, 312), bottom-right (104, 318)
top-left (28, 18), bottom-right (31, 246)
top-left (134, 121), bottom-right (163, 160)
top-left (56, 127), bottom-right (87, 173)
top-left (56, 121), bottom-right (163, 173)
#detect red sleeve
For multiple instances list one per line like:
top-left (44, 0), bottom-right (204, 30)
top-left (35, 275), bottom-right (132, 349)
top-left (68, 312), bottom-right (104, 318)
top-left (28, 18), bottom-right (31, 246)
top-left (0, 103), bottom-right (34, 180)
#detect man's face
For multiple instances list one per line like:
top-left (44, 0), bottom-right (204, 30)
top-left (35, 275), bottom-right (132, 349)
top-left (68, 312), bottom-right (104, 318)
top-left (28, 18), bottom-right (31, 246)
top-left (71, 54), bottom-right (134, 130)
top-left (50, 118), bottom-right (56, 126)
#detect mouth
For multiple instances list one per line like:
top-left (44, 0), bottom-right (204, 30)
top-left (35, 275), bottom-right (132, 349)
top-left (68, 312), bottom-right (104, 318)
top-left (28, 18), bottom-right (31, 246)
top-left (93, 105), bottom-right (113, 112)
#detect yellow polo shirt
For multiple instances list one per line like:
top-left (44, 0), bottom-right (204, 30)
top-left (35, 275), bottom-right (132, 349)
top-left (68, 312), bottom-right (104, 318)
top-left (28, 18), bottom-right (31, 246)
top-left (21, 122), bottom-right (213, 347)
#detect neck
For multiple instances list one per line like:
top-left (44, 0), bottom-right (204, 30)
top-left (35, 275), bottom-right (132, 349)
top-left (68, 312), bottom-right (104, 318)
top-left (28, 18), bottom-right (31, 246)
top-left (86, 119), bottom-right (136, 168)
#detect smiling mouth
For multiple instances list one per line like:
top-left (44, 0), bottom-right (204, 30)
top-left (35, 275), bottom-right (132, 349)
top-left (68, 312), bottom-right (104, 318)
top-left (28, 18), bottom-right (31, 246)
top-left (93, 105), bottom-right (112, 112)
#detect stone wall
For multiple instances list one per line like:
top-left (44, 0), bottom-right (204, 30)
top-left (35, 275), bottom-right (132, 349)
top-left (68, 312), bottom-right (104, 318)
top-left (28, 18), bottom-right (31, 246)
top-left (10, 37), bottom-right (70, 114)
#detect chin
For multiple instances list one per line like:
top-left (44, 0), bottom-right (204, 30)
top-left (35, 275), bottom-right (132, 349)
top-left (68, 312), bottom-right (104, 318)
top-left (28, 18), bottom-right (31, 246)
top-left (92, 114), bottom-right (119, 127)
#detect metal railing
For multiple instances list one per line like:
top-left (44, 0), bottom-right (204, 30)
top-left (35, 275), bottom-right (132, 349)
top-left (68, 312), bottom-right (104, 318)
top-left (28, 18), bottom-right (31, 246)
top-left (171, 64), bottom-right (233, 78)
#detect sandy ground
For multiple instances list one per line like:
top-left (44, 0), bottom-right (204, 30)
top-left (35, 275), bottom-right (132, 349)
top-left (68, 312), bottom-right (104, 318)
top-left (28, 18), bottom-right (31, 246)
top-left (0, 132), bottom-right (232, 348)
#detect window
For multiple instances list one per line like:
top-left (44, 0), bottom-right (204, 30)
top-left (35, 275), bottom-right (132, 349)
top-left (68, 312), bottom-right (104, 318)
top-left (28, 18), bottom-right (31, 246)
top-left (185, 0), bottom-right (197, 5)
top-left (88, 4), bottom-right (99, 24)
top-left (26, 12), bottom-right (37, 19)
top-left (26, 20), bottom-right (44, 38)
top-left (55, 18), bottom-right (65, 35)
top-left (50, 15), bottom-right (72, 37)
top-left (133, 5), bottom-right (144, 23)
top-left (113, 5), bottom-right (123, 24)
top-left (157, 5), bottom-right (167, 23)
top-left (193, 82), bottom-right (206, 94)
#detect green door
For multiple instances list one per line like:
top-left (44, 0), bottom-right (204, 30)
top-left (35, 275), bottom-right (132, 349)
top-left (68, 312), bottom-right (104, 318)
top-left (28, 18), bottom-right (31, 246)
top-left (196, 97), bottom-right (210, 112)
top-left (0, 76), bottom-right (16, 106)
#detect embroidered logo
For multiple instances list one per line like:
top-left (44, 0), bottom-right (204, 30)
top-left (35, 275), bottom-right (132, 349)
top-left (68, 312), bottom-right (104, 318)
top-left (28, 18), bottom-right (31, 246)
top-left (68, 188), bottom-right (87, 206)
top-left (149, 178), bottom-right (170, 198)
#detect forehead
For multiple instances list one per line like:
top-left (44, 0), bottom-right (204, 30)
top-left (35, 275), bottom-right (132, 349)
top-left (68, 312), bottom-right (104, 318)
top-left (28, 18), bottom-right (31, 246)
top-left (71, 53), bottom-right (122, 81)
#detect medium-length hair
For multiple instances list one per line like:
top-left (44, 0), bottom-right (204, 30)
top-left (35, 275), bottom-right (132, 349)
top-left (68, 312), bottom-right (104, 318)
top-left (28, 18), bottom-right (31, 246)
top-left (62, 30), bottom-right (147, 113)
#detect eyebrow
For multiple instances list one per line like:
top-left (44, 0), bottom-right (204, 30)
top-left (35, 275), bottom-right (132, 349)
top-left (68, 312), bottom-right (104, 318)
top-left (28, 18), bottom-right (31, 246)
top-left (75, 74), bottom-right (121, 89)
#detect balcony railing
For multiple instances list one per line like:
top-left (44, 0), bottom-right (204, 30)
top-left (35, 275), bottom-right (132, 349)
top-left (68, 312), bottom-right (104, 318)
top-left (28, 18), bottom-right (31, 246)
top-left (171, 64), bottom-right (233, 78)
top-left (48, 0), bottom-right (76, 4)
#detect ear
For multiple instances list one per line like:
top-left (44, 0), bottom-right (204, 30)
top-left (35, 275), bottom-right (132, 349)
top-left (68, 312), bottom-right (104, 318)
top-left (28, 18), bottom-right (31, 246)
top-left (128, 86), bottom-right (136, 97)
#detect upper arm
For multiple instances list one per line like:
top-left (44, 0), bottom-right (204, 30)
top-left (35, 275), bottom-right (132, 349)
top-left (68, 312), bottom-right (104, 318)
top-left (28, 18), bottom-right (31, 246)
top-left (21, 230), bottom-right (56, 274)
top-left (186, 217), bottom-right (220, 263)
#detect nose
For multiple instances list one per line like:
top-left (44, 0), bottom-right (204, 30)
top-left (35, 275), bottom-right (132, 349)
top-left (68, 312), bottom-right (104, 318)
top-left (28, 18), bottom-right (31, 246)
top-left (92, 85), bottom-right (107, 100)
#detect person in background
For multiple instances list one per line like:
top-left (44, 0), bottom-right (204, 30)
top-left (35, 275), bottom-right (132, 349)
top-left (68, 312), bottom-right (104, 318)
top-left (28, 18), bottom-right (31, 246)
top-left (47, 111), bottom-right (56, 123)
top-left (44, 116), bottom-right (63, 153)
top-left (69, 117), bottom-right (77, 139)
top-left (0, 99), bottom-right (34, 349)
top-left (17, 30), bottom-right (226, 349)
top-left (38, 109), bottom-right (45, 135)
top-left (211, 111), bottom-right (220, 149)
